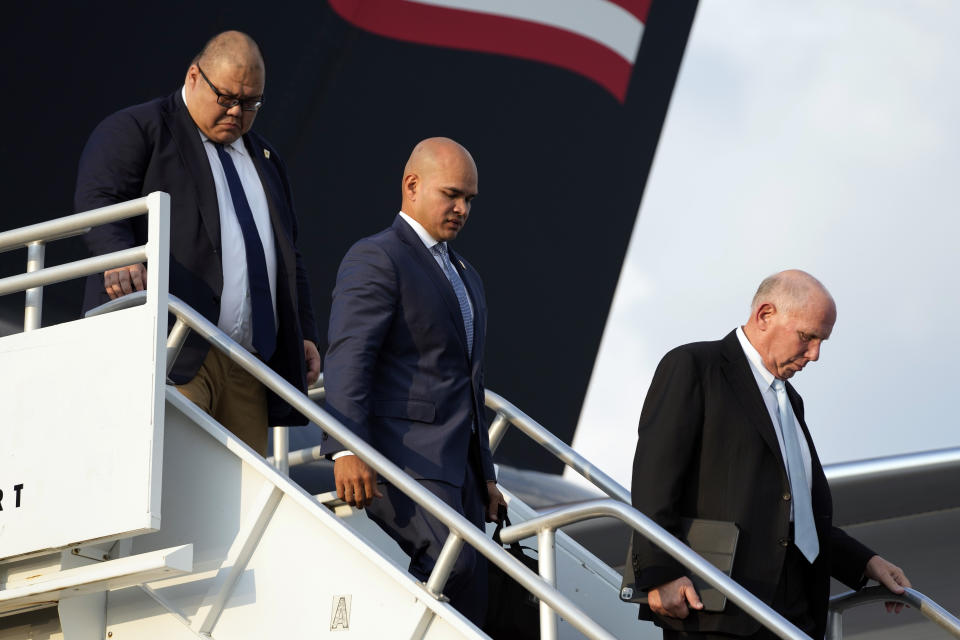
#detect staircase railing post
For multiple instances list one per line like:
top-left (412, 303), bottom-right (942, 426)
top-left (538, 528), bottom-right (558, 640)
top-left (273, 426), bottom-right (290, 475)
top-left (24, 241), bottom-right (45, 331)
top-left (825, 610), bottom-right (843, 640)
top-left (425, 532), bottom-right (465, 599)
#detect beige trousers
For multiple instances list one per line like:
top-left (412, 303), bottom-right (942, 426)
top-left (176, 347), bottom-right (269, 456)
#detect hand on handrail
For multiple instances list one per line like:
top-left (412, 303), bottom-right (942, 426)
top-left (864, 555), bottom-right (911, 613)
top-left (104, 263), bottom-right (147, 299)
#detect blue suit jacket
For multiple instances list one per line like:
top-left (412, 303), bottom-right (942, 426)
top-left (322, 216), bottom-right (496, 485)
top-left (75, 91), bottom-right (319, 425)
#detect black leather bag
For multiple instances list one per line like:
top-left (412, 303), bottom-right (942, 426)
top-left (484, 506), bottom-right (540, 640)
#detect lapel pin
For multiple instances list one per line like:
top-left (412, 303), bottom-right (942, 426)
top-left (458, 259), bottom-right (466, 269)
top-left (263, 149), bottom-right (271, 159)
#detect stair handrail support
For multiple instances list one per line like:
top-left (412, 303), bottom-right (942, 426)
top-left (826, 585), bottom-right (960, 640)
top-left (156, 296), bottom-right (619, 640)
top-left (464, 388), bottom-right (960, 640)
top-left (5, 198), bottom-right (956, 640)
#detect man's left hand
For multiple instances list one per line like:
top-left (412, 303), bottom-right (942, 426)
top-left (486, 481), bottom-right (507, 523)
top-left (304, 340), bottom-right (322, 386)
top-left (865, 555), bottom-right (911, 613)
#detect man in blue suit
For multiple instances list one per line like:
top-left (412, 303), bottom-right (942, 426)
top-left (322, 138), bottom-right (506, 625)
top-left (76, 31), bottom-right (321, 455)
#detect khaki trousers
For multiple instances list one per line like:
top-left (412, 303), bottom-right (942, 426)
top-left (176, 347), bottom-right (269, 456)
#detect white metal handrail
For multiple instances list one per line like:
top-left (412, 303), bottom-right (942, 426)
top-left (156, 297), bottom-right (619, 640)
top-left (484, 389), bottom-right (631, 502)
top-left (497, 499), bottom-right (812, 640)
top-left (298, 381), bottom-right (810, 639)
top-left (466, 389), bottom-right (960, 640)
top-left (0, 195), bottom-right (166, 331)
top-left (827, 586), bottom-right (960, 639)
top-left (83, 291), bottom-right (617, 638)
top-left (299, 380), bottom-right (813, 638)
top-left (1, 199), bottom-right (612, 638)
top-left (292, 354), bottom-right (960, 640)
top-left (5, 199), bottom-right (952, 640)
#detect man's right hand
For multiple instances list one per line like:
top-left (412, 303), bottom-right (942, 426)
top-left (333, 455), bottom-right (384, 509)
top-left (104, 264), bottom-right (147, 299)
top-left (648, 576), bottom-right (704, 619)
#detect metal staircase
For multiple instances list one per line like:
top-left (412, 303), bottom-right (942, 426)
top-left (1, 194), bottom-right (959, 640)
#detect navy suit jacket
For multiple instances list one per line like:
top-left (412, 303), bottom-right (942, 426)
top-left (630, 331), bottom-right (874, 638)
top-left (75, 91), bottom-right (319, 425)
top-left (322, 216), bottom-right (496, 486)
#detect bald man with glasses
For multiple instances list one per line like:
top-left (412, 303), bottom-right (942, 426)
top-left (76, 31), bottom-right (321, 454)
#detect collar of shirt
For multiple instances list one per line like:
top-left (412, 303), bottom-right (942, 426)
top-left (198, 130), bottom-right (246, 156)
top-left (735, 326), bottom-right (813, 504)
top-left (736, 325), bottom-right (777, 393)
top-left (181, 86), bottom-right (247, 156)
top-left (399, 211), bottom-right (441, 251)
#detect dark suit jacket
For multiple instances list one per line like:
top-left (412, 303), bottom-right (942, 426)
top-left (321, 215), bottom-right (496, 486)
top-left (75, 91), bottom-right (319, 425)
top-left (630, 330), bottom-right (874, 638)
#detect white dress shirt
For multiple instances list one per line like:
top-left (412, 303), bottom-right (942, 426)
top-left (736, 326), bottom-right (813, 520)
top-left (185, 87), bottom-right (278, 353)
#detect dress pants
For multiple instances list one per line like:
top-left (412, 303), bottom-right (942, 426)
top-left (176, 347), bottom-right (269, 455)
top-left (366, 440), bottom-right (489, 626)
top-left (662, 543), bottom-right (817, 640)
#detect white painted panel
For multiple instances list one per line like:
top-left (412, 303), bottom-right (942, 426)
top-left (118, 391), bottom-right (484, 638)
top-left (408, 0), bottom-right (645, 62)
top-left (0, 305), bottom-right (164, 560)
top-left (211, 494), bottom-right (484, 639)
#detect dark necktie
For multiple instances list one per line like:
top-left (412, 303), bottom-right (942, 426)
top-left (214, 143), bottom-right (276, 360)
top-left (432, 242), bottom-right (474, 359)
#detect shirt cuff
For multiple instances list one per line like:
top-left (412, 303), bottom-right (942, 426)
top-left (331, 451), bottom-right (354, 460)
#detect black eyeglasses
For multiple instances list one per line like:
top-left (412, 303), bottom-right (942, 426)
top-left (196, 64), bottom-right (264, 112)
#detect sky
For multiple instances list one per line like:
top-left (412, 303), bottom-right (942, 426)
top-left (571, 1), bottom-right (960, 489)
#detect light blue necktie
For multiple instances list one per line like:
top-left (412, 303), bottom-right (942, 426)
top-left (432, 242), bottom-right (473, 359)
top-left (773, 379), bottom-right (819, 563)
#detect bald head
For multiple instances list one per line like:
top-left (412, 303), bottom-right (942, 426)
top-left (750, 270), bottom-right (835, 316)
top-left (403, 137), bottom-right (476, 184)
top-left (193, 31), bottom-right (264, 76)
top-left (184, 31), bottom-right (265, 144)
top-left (744, 270), bottom-right (837, 380)
top-left (401, 137), bottom-right (478, 242)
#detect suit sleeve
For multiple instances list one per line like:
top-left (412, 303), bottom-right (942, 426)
top-left (75, 110), bottom-right (151, 256)
top-left (631, 347), bottom-right (704, 591)
top-left (829, 526), bottom-right (875, 589)
top-left (322, 240), bottom-right (397, 452)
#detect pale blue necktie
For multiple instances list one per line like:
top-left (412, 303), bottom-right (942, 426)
top-left (432, 242), bottom-right (473, 359)
top-left (773, 379), bottom-right (819, 563)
